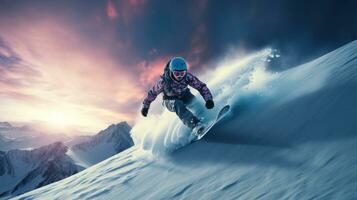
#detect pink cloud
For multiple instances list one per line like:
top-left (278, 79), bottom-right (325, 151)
top-left (104, 0), bottom-right (147, 24)
top-left (129, 0), bottom-right (147, 7)
top-left (0, 15), bottom-right (144, 132)
top-left (138, 56), bottom-right (170, 87)
top-left (118, 0), bottom-right (147, 25)
top-left (106, 0), bottom-right (118, 20)
top-left (0, 46), bottom-right (12, 57)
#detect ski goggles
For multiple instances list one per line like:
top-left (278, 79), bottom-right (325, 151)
top-left (172, 70), bottom-right (187, 77)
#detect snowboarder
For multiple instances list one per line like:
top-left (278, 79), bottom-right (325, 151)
top-left (141, 57), bottom-right (214, 135)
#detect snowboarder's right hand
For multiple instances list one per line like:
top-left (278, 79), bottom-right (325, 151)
top-left (205, 100), bottom-right (214, 109)
top-left (141, 107), bottom-right (149, 117)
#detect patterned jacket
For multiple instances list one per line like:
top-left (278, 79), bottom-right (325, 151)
top-left (143, 71), bottom-right (213, 108)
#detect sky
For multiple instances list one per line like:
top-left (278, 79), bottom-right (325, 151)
top-left (0, 0), bottom-right (356, 134)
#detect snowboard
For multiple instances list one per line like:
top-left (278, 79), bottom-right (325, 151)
top-left (192, 105), bottom-right (230, 142)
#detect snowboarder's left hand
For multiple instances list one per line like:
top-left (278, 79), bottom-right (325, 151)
top-left (205, 100), bottom-right (214, 109)
top-left (141, 107), bottom-right (149, 117)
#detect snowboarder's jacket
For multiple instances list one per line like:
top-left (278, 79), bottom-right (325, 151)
top-left (143, 63), bottom-right (213, 108)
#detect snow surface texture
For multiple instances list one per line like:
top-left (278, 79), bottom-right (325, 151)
top-left (14, 40), bottom-right (357, 200)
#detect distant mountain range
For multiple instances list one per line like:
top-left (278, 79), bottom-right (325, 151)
top-left (0, 122), bottom-right (69, 152)
top-left (0, 122), bottom-right (12, 128)
top-left (0, 142), bottom-right (79, 198)
top-left (0, 122), bottom-right (134, 199)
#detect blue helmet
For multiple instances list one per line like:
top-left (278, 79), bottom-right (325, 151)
top-left (169, 57), bottom-right (187, 71)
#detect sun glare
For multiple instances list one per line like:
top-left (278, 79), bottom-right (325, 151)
top-left (39, 109), bottom-right (103, 133)
top-left (47, 111), bottom-right (72, 128)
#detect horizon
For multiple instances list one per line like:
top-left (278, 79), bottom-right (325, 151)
top-left (0, 119), bottom-right (129, 136)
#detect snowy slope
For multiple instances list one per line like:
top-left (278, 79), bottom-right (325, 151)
top-left (14, 40), bottom-right (357, 200)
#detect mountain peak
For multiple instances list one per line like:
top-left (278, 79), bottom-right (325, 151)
top-left (95, 121), bottom-right (132, 140)
top-left (0, 142), bottom-right (79, 198)
top-left (70, 121), bottom-right (134, 165)
top-left (0, 122), bottom-right (12, 128)
top-left (105, 121), bottom-right (131, 132)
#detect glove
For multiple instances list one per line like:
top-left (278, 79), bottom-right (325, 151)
top-left (141, 107), bottom-right (149, 117)
top-left (205, 100), bottom-right (214, 109)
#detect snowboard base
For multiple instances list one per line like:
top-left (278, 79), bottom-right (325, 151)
top-left (192, 105), bottom-right (230, 142)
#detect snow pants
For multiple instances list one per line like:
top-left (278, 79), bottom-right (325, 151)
top-left (163, 92), bottom-right (200, 129)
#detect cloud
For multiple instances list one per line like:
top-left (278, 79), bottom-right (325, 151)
top-left (0, 41), bottom-right (43, 91)
top-left (138, 56), bottom-right (170, 86)
top-left (0, 15), bottom-right (144, 132)
top-left (0, 46), bottom-right (12, 58)
top-left (120, 0), bottom-right (147, 24)
top-left (106, 0), bottom-right (118, 20)
top-left (187, 23), bottom-right (209, 70)
top-left (105, 0), bottom-right (147, 25)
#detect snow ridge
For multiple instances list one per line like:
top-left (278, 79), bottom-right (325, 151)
top-left (69, 122), bottom-right (134, 166)
top-left (0, 142), bottom-right (80, 198)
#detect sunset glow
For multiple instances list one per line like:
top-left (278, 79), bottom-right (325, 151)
top-left (47, 111), bottom-right (72, 128)
top-left (0, 3), bottom-right (150, 133)
top-left (1, 1), bottom-right (351, 134)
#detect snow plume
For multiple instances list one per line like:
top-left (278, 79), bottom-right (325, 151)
top-left (131, 48), bottom-right (278, 155)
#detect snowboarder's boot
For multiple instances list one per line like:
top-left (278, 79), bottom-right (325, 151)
top-left (192, 122), bottom-right (205, 137)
